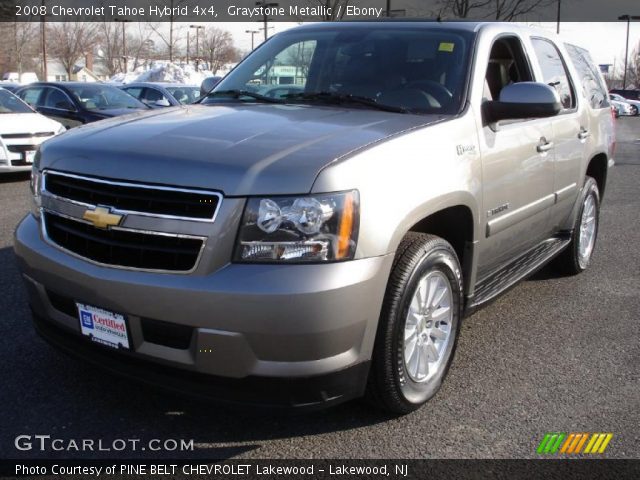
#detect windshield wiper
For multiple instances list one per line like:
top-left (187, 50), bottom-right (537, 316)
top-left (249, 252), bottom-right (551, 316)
top-left (206, 89), bottom-right (284, 104)
top-left (283, 91), bottom-right (408, 113)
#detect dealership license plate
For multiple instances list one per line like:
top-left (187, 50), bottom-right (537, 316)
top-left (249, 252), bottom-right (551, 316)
top-left (25, 150), bottom-right (36, 164)
top-left (77, 303), bottom-right (130, 350)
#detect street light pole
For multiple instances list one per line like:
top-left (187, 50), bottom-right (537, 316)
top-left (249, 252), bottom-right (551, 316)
top-left (189, 25), bottom-right (205, 70)
top-left (618, 15), bottom-right (640, 89)
top-left (556, 0), bottom-right (561, 34)
top-left (41, 0), bottom-right (47, 80)
top-left (246, 29), bottom-right (259, 50)
top-left (256, 1), bottom-right (278, 42)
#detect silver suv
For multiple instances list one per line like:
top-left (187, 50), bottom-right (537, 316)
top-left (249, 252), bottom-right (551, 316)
top-left (14, 22), bottom-right (614, 413)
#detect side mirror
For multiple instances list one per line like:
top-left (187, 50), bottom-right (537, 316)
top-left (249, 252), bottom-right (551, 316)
top-left (55, 100), bottom-right (75, 112)
top-left (200, 76), bottom-right (222, 97)
top-left (155, 98), bottom-right (170, 107)
top-left (483, 82), bottom-right (561, 123)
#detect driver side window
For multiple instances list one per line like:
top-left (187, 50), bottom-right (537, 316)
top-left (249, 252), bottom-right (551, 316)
top-left (484, 37), bottom-right (533, 102)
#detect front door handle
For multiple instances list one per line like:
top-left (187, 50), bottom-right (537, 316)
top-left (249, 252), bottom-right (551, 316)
top-left (578, 128), bottom-right (590, 140)
top-left (537, 138), bottom-right (554, 153)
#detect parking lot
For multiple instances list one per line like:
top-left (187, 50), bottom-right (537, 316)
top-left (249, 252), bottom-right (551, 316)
top-left (0, 117), bottom-right (638, 460)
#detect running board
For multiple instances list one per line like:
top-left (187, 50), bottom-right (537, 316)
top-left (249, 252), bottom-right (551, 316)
top-left (466, 237), bottom-right (571, 312)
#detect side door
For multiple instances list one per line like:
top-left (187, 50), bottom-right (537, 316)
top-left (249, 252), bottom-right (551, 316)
top-left (477, 35), bottom-right (556, 276)
top-left (39, 87), bottom-right (83, 129)
top-left (530, 38), bottom-right (583, 232)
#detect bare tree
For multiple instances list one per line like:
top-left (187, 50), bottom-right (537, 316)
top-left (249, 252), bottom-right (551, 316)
top-left (98, 21), bottom-right (122, 76)
top-left (0, 22), bottom-right (39, 76)
top-left (47, 22), bottom-right (99, 78)
top-left (147, 0), bottom-right (187, 62)
top-left (439, 0), bottom-right (554, 20)
top-left (201, 26), bottom-right (240, 74)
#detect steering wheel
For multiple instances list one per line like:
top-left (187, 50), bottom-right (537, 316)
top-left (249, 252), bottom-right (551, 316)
top-left (406, 80), bottom-right (453, 108)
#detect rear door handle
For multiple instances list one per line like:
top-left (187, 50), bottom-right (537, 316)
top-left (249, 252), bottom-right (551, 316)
top-left (537, 139), bottom-right (554, 153)
top-left (578, 128), bottom-right (590, 140)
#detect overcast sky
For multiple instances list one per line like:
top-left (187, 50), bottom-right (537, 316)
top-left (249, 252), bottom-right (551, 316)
top-left (215, 21), bottom-right (640, 70)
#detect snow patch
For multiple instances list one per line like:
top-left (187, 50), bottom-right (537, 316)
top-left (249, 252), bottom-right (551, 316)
top-left (109, 62), bottom-right (214, 86)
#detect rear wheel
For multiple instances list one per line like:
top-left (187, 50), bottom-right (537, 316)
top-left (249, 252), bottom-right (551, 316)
top-left (554, 176), bottom-right (600, 275)
top-left (366, 233), bottom-right (462, 414)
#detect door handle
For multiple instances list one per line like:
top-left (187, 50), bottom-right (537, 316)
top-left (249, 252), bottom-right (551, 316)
top-left (537, 139), bottom-right (554, 153)
top-left (578, 128), bottom-right (590, 140)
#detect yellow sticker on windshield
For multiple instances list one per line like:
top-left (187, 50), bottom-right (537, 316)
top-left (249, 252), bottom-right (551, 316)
top-left (439, 42), bottom-right (455, 52)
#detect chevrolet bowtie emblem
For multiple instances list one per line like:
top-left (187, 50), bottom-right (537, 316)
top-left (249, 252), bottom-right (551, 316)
top-left (82, 206), bottom-right (123, 229)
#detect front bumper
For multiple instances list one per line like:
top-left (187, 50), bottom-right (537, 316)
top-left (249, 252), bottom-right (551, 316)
top-left (15, 214), bottom-right (393, 408)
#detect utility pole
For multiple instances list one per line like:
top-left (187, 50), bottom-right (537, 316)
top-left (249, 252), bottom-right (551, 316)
top-left (618, 15), bottom-right (640, 90)
top-left (114, 18), bottom-right (129, 73)
top-left (41, 0), bottom-right (47, 81)
top-left (186, 32), bottom-right (190, 65)
top-left (246, 29), bottom-right (259, 51)
top-left (556, 0), bottom-right (561, 33)
top-left (256, 1), bottom-right (278, 42)
top-left (189, 25), bottom-right (205, 69)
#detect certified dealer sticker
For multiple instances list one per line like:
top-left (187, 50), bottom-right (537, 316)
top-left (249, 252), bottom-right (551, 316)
top-left (77, 303), bottom-right (130, 350)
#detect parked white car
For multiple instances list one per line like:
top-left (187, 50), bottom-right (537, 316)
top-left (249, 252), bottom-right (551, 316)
top-left (0, 88), bottom-right (65, 173)
top-left (610, 98), bottom-right (633, 117)
top-left (609, 93), bottom-right (640, 116)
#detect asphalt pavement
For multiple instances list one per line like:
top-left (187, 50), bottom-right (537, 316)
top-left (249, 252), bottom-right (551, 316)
top-left (0, 118), bottom-right (638, 460)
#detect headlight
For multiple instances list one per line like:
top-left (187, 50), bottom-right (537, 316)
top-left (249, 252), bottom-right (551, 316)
top-left (30, 165), bottom-right (42, 219)
top-left (235, 190), bottom-right (359, 262)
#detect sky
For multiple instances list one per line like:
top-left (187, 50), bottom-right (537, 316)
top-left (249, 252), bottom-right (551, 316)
top-left (214, 21), bottom-right (640, 72)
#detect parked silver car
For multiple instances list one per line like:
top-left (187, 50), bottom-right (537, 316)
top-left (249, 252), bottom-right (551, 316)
top-left (15, 22), bottom-right (614, 413)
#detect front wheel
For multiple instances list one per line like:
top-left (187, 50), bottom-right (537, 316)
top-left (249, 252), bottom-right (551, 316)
top-left (366, 233), bottom-right (463, 414)
top-left (554, 176), bottom-right (600, 275)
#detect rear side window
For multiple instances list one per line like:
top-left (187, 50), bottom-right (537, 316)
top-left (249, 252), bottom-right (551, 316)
top-left (565, 43), bottom-right (609, 109)
top-left (122, 87), bottom-right (143, 100)
top-left (531, 38), bottom-right (576, 111)
top-left (18, 87), bottom-right (44, 107)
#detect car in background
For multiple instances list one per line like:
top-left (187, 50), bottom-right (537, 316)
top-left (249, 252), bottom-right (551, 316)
top-left (609, 97), bottom-right (633, 117)
top-left (0, 89), bottom-right (64, 173)
top-left (15, 82), bottom-right (148, 129)
top-left (609, 88), bottom-right (640, 101)
top-left (609, 93), bottom-right (640, 115)
top-left (120, 82), bottom-right (201, 108)
top-left (0, 83), bottom-right (22, 93)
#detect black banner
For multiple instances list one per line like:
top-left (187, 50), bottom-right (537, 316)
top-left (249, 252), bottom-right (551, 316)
top-left (3, 0), bottom-right (640, 22)
top-left (1, 459), bottom-right (640, 480)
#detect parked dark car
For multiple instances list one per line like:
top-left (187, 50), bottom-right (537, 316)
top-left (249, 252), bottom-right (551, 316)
top-left (609, 89), bottom-right (640, 101)
top-left (120, 82), bottom-right (201, 108)
top-left (15, 82), bottom-right (149, 129)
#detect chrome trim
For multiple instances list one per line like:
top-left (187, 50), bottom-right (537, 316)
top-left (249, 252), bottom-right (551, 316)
top-left (41, 209), bottom-right (207, 275)
top-left (486, 194), bottom-right (555, 237)
top-left (42, 170), bottom-right (223, 223)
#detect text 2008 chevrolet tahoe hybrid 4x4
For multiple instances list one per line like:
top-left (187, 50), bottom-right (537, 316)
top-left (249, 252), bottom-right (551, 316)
top-left (14, 22), bottom-right (614, 413)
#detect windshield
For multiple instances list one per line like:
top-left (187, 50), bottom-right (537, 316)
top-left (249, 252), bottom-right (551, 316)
top-left (66, 84), bottom-right (146, 111)
top-left (166, 86), bottom-right (201, 104)
top-left (203, 25), bottom-right (474, 114)
top-left (0, 89), bottom-right (33, 114)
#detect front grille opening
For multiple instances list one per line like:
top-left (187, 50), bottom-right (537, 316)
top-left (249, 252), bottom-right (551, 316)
top-left (141, 318), bottom-right (193, 350)
top-left (45, 172), bottom-right (220, 220)
top-left (47, 290), bottom-right (78, 317)
top-left (44, 212), bottom-right (203, 272)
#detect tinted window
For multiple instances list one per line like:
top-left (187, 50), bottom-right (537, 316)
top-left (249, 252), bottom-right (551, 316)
top-left (564, 43), bottom-right (609, 109)
top-left (18, 87), bottom-right (45, 107)
top-left (0, 89), bottom-right (33, 114)
top-left (532, 38), bottom-right (575, 110)
top-left (43, 88), bottom-right (74, 109)
top-left (66, 84), bottom-right (145, 111)
top-left (166, 86), bottom-right (203, 104)
top-left (122, 87), bottom-right (144, 100)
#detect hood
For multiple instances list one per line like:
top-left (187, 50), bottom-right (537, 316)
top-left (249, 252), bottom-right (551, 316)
top-left (0, 113), bottom-right (62, 135)
top-left (91, 107), bottom-right (149, 118)
top-left (40, 104), bottom-right (441, 195)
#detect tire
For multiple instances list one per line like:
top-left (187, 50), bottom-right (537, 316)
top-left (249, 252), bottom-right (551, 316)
top-left (366, 233), bottom-right (463, 414)
top-left (553, 176), bottom-right (600, 275)
top-left (632, 105), bottom-right (639, 116)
